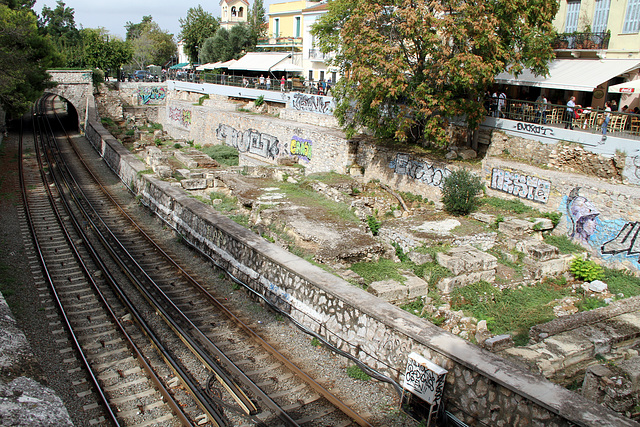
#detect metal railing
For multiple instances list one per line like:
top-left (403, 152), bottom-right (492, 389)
top-left (552, 31), bottom-right (610, 50)
top-left (485, 97), bottom-right (640, 138)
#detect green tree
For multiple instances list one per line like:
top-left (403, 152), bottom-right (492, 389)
top-left (179, 6), bottom-right (220, 63)
top-left (38, 0), bottom-right (81, 67)
top-left (247, 0), bottom-right (266, 45)
top-left (81, 28), bottom-right (133, 75)
top-left (0, 0), bottom-right (58, 118)
top-left (202, 24), bottom-right (253, 63)
top-left (313, 0), bottom-right (558, 146)
top-left (125, 17), bottom-right (176, 69)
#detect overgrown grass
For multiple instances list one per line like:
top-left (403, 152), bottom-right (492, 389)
top-left (350, 258), bottom-right (407, 286)
top-left (544, 234), bottom-right (586, 254)
top-left (602, 267), bottom-right (640, 298)
top-left (209, 191), bottom-right (240, 213)
top-left (481, 197), bottom-right (535, 214)
top-left (277, 181), bottom-right (360, 223)
top-left (200, 145), bottom-right (239, 166)
top-left (449, 280), bottom-right (571, 339)
top-left (346, 365), bottom-right (371, 381)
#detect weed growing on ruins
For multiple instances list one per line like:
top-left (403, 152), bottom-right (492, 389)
top-left (209, 191), bottom-right (239, 213)
top-left (229, 214), bottom-right (250, 227)
top-left (441, 169), bottom-right (484, 215)
top-left (201, 145), bottom-right (239, 166)
top-left (543, 234), bottom-right (586, 254)
top-left (351, 258), bottom-right (407, 286)
top-left (449, 280), bottom-right (571, 341)
top-left (277, 181), bottom-right (360, 223)
top-left (602, 268), bottom-right (640, 298)
top-left (346, 365), bottom-right (371, 381)
top-left (482, 197), bottom-right (534, 214)
top-left (570, 257), bottom-right (604, 282)
top-left (575, 295), bottom-right (607, 311)
top-left (254, 95), bottom-right (264, 107)
top-left (311, 337), bottom-right (321, 347)
top-left (367, 215), bottom-right (381, 235)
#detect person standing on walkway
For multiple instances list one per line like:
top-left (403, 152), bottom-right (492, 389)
top-left (601, 101), bottom-right (611, 140)
top-left (266, 76), bottom-right (271, 90)
top-left (565, 96), bottom-right (577, 129)
top-left (281, 76), bottom-right (285, 91)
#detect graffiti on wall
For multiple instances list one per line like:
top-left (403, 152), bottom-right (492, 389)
top-left (138, 86), bottom-right (166, 104)
top-left (403, 353), bottom-right (447, 405)
top-left (563, 187), bottom-right (640, 271)
top-left (216, 124), bottom-right (280, 159)
top-left (290, 93), bottom-right (334, 115)
top-left (490, 168), bottom-right (551, 204)
top-left (168, 107), bottom-right (192, 128)
top-left (514, 122), bottom-right (555, 136)
top-left (289, 136), bottom-right (312, 162)
top-left (388, 153), bottom-right (451, 188)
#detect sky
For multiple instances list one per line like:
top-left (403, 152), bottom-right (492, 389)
top-left (34, 0), bottom-right (280, 40)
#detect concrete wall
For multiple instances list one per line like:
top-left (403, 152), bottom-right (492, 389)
top-left (84, 100), bottom-right (637, 426)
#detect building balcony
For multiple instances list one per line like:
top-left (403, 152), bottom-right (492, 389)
top-left (257, 37), bottom-right (303, 47)
top-left (308, 49), bottom-right (334, 61)
top-left (552, 31), bottom-right (610, 50)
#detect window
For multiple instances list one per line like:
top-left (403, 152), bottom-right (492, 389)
top-left (592, 0), bottom-right (611, 33)
top-left (274, 18), bottom-right (280, 37)
top-left (623, 0), bottom-right (640, 33)
top-left (238, 7), bottom-right (244, 18)
top-left (309, 70), bottom-right (314, 81)
top-left (295, 17), bottom-right (301, 37)
top-left (231, 6), bottom-right (237, 17)
top-left (565, 1), bottom-right (581, 32)
top-left (320, 70), bottom-right (325, 81)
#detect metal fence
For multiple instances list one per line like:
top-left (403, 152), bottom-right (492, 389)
top-left (486, 97), bottom-right (640, 138)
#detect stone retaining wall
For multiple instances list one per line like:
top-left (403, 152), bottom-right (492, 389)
top-left (84, 101), bottom-right (636, 426)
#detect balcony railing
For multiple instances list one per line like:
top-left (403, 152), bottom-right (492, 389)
top-left (257, 37), bottom-right (303, 46)
top-left (308, 49), bottom-right (334, 61)
top-left (552, 31), bottom-right (610, 50)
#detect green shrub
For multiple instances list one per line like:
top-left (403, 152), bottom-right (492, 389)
top-left (570, 257), bottom-right (604, 282)
top-left (367, 215), bottom-right (381, 235)
top-left (200, 145), bottom-right (239, 166)
top-left (197, 94), bottom-right (209, 105)
top-left (441, 169), bottom-right (484, 215)
top-left (346, 365), bottom-right (370, 381)
top-left (254, 95), bottom-right (265, 107)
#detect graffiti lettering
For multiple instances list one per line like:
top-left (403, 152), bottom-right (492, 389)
top-left (389, 153), bottom-right (451, 188)
top-left (168, 107), bottom-right (192, 128)
top-left (490, 168), bottom-right (550, 203)
top-left (403, 355), bottom-right (447, 405)
top-left (216, 124), bottom-right (280, 160)
top-left (601, 222), bottom-right (640, 256)
top-left (515, 122), bottom-right (555, 136)
top-left (290, 136), bottom-right (312, 162)
top-left (291, 93), bottom-right (334, 115)
top-left (138, 86), bottom-right (166, 105)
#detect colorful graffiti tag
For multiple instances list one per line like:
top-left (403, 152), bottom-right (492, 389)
top-left (290, 93), bottom-right (334, 115)
top-left (215, 124), bottom-right (280, 160)
top-left (490, 168), bottom-right (551, 204)
top-left (138, 86), bottom-right (166, 105)
top-left (168, 107), bottom-right (192, 128)
top-left (563, 187), bottom-right (640, 271)
top-left (289, 136), bottom-right (312, 162)
top-left (388, 153), bottom-right (451, 188)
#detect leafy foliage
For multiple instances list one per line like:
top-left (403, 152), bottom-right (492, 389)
top-left (126, 16), bottom-right (176, 69)
top-left (312, 0), bottom-right (558, 145)
top-left (367, 215), bottom-right (381, 235)
top-left (570, 257), bottom-right (604, 282)
top-left (346, 365), bottom-right (371, 381)
top-left (0, 1), bottom-right (58, 117)
top-left (202, 24), bottom-right (254, 63)
top-left (441, 169), bottom-right (485, 215)
top-left (179, 6), bottom-right (220, 63)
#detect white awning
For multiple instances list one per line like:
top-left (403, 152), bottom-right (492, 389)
top-left (228, 52), bottom-right (292, 72)
top-left (195, 62), bottom-right (223, 71)
top-left (218, 59), bottom-right (237, 68)
top-left (272, 63), bottom-right (304, 72)
top-left (609, 79), bottom-right (640, 94)
top-left (495, 59), bottom-right (640, 92)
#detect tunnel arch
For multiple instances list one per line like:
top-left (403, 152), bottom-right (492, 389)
top-left (45, 70), bottom-right (94, 129)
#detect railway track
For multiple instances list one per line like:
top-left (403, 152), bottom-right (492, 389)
top-left (20, 94), bottom-right (374, 426)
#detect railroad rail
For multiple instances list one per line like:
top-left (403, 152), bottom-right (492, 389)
top-left (20, 94), bottom-right (373, 426)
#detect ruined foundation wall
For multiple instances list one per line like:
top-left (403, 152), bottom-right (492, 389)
top-left (84, 102), bottom-right (636, 427)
